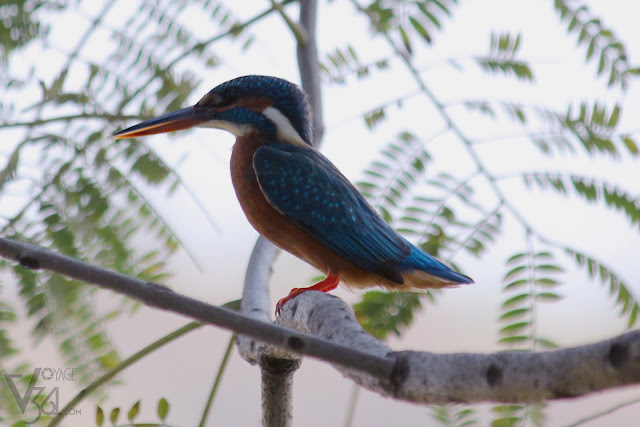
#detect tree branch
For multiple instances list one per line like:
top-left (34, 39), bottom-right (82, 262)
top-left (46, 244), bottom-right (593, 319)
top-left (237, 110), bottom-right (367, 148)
top-left (277, 291), bottom-right (640, 404)
top-left (0, 238), bottom-right (391, 378)
top-left (1, 238), bottom-right (639, 404)
top-left (239, 238), bottom-right (278, 322)
top-left (260, 355), bottom-right (300, 427)
top-left (238, 236), bottom-right (282, 362)
top-left (297, 0), bottom-right (324, 145)
top-left (237, 2), bottom-right (326, 425)
top-left (348, 0), bottom-right (537, 238)
top-left (270, 0), bottom-right (308, 45)
top-left (115, 0), bottom-right (296, 113)
top-left (0, 113), bottom-right (146, 129)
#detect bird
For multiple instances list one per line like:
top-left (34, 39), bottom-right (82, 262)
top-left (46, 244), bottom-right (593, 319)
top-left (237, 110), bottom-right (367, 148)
top-left (113, 75), bottom-right (473, 314)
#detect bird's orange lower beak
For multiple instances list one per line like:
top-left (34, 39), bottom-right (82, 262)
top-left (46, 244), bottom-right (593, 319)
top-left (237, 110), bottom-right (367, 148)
top-left (113, 106), bottom-right (206, 139)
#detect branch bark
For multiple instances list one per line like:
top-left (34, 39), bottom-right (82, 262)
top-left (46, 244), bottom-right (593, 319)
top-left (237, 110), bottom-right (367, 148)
top-left (237, 236), bottom-right (299, 426)
top-left (238, 236), bottom-right (281, 357)
top-left (277, 291), bottom-right (640, 403)
top-left (297, 0), bottom-right (324, 146)
top-left (0, 238), bottom-right (390, 376)
top-left (0, 238), bottom-right (640, 404)
top-left (1, 238), bottom-right (639, 404)
top-left (237, 1), bottom-right (325, 425)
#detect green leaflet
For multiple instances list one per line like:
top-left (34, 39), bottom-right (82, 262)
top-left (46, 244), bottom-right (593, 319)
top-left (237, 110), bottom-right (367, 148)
top-left (476, 32), bottom-right (534, 82)
top-left (554, 0), bottom-right (634, 89)
top-left (567, 248), bottom-right (640, 328)
top-left (522, 172), bottom-right (640, 230)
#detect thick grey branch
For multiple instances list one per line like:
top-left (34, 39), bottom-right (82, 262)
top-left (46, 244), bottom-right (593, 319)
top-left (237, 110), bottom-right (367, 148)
top-left (0, 238), bottom-right (391, 378)
top-left (238, 236), bottom-right (288, 364)
top-left (240, 2), bottom-right (326, 425)
top-left (277, 291), bottom-right (640, 404)
top-left (260, 355), bottom-right (300, 427)
top-left (2, 237), bottom-right (639, 403)
top-left (240, 236), bottom-right (278, 323)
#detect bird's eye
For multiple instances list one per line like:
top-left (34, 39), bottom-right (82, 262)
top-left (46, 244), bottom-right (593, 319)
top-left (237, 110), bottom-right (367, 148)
top-left (196, 86), bottom-right (243, 108)
top-left (196, 93), bottom-right (222, 108)
top-left (221, 86), bottom-right (242, 105)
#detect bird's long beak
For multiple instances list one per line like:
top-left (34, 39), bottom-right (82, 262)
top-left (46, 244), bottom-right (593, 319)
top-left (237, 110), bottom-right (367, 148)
top-left (113, 106), bottom-right (207, 140)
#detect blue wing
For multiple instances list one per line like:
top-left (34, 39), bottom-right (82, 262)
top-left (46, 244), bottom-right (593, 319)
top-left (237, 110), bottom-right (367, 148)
top-left (253, 144), bottom-right (410, 283)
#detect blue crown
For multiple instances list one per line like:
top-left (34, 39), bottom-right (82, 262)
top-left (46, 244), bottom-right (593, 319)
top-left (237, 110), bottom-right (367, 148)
top-left (207, 75), bottom-right (313, 145)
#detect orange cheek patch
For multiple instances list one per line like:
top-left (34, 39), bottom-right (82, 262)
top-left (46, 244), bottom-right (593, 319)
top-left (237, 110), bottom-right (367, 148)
top-left (236, 96), bottom-right (273, 111)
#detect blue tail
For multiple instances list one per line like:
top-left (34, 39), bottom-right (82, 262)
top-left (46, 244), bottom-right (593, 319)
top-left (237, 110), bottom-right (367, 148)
top-left (399, 240), bottom-right (473, 284)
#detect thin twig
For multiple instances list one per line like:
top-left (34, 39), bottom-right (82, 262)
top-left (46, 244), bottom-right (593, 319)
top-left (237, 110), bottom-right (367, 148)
top-left (348, 0), bottom-right (572, 255)
top-left (116, 0), bottom-right (296, 113)
top-left (343, 383), bottom-right (361, 427)
top-left (565, 396), bottom-right (640, 427)
top-left (48, 321), bottom-right (202, 427)
top-left (270, 0), bottom-right (308, 45)
top-left (0, 113), bottom-right (145, 129)
top-left (198, 334), bottom-right (236, 427)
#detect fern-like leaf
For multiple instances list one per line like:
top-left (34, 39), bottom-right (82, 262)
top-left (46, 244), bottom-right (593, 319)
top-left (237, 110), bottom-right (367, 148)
top-left (353, 291), bottom-right (427, 340)
top-left (500, 249), bottom-right (563, 350)
top-left (357, 131), bottom-right (431, 224)
top-left (522, 172), bottom-right (640, 229)
top-left (554, 0), bottom-right (637, 90)
top-left (475, 32), bottom-right (534, 82)
top-left (566, 248), bottom-right (640, 327)
top-left (364, 0), bottom-right (459, 54)
top-left (431, 404), bottom-right (478, 427)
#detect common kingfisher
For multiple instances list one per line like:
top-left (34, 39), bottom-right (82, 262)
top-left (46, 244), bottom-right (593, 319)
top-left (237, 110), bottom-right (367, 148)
top-left (114, 75), bottom-right (473, 314)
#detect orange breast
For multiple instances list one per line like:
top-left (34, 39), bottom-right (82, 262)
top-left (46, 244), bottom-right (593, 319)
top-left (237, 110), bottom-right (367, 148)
top-left (229, 134), bottom-right (398, 289)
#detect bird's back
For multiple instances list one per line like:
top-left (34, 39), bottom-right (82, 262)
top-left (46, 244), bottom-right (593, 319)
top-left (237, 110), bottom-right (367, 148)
top-left (232, 134), bottom-right (472, 290)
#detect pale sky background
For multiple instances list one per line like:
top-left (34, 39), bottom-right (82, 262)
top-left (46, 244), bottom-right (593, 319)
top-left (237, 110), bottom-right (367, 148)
top-left (2, 0), bottom-right (640, 425)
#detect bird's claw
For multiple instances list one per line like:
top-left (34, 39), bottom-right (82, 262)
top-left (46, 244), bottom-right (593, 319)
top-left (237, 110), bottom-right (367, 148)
top-left (275, 300), bottom-right (284, 317)
top-left (275, 292), bottom-right (296, 316)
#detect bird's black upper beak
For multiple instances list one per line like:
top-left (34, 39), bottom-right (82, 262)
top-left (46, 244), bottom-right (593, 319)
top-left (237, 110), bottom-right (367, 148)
top-left (113, 106), bottom-right (209, 140)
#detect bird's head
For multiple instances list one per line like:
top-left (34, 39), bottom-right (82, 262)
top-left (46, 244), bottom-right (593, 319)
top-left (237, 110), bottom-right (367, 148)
top-left (114, 75), bottom-right (313, 146)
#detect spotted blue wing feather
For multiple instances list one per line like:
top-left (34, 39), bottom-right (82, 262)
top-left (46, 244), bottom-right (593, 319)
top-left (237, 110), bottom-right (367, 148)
top-left (253, 144), bottom-right (410, 283)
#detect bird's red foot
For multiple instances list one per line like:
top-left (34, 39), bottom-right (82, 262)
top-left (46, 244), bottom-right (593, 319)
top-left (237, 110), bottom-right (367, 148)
top-left (275, 274), bottom-right (340, 316)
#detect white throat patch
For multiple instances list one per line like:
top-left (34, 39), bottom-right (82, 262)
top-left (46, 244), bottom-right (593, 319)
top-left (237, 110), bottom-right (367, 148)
top-left (198, 119), bottom-right (251, 137)
top-left (262, 106), bottom-right (307, 146)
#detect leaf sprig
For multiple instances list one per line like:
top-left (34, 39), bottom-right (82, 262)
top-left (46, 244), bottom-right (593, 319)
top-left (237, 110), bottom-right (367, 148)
top-left (554, 0), bottom-right (639, 89)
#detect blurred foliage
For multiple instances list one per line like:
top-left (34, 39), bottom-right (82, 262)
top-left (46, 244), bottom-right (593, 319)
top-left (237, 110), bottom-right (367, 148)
top-left (354, 291), bottom-right (427, 340)
top-left (499, 249), bottom-right (562, 350)
top-left (357, 131), bottom-right (431, 224)
top-left (0, 0), bottom-right (638, 426)
top-left (398, 171), bottom-right (502, 259)
top-left (554, 0), bottom-right (639, 89)
top-left (0, 0), bottom-right (256, 423)
top-left (321, 44), bottom-right (391, 84)
top-left (522, 172), bottom-right (640, 228)
top-left (364, 0), bottom-right (457, 53)
top-left (346, 0), bottom-right (639, 425)
top-left (492, 403), bottom-right (546, 427)
top-left (95, 398), bottom-right (169, 426)
top-left (567, 248), bottom-right (640, 327)
top-left (0, 0), bottom-right (49, 64)
top-left (475, 32), bottom-right (534, 82)
top-left (431, 405), bottom-right (478, 427)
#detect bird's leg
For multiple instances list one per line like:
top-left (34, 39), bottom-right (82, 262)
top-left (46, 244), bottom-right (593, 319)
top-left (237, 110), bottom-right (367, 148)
top-left (275, 274), bottom-right (340, 316)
